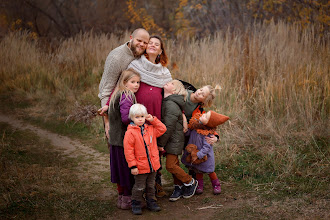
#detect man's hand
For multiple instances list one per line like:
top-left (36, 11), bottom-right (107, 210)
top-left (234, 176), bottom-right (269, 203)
top-left (131, 168), bottom-right (138, 175)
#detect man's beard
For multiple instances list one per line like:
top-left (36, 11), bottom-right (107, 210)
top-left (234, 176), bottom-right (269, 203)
top-left (130, 40), bottom-right (144, 58)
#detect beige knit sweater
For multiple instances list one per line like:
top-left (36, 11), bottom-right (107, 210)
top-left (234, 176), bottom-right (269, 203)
top-left (98, 42), bottom-right (135, 107)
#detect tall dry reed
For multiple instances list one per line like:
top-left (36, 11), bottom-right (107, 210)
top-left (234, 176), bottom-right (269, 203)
top-left (167, 22), bottom-right (329, 187)
top-left (169, 22), bottom-right (329, 143)
top-left (0, 31), bottom-right (130, 119)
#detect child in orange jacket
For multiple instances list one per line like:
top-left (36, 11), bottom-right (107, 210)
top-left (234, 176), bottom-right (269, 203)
top-left (123, 103), bottom-right (167, 215)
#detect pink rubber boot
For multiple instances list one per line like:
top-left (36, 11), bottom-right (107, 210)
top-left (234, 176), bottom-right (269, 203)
top-left (117, 195), bottom-right (123, 209)
top-left (211, 179), bottom-right (221, 195)
top-left (121, 195), bottom-right (132, 209)
top-left (196, 178), bottom-right (204, 194)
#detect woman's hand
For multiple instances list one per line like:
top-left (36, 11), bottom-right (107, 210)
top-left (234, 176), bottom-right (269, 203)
top-left (145, 114), bottom-right (154, 122)
top-left (158, 147), bottom-right (164, 152)
top-left (98, 105), bottom-right (109, 116)
top-left (205, 134), bottom-right (218, 145)
top-left (131, 168), bottom-right (138, 175)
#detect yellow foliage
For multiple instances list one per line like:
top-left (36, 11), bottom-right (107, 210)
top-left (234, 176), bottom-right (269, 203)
top-left (195, 3), bottom-right (203, 10)
top-left (0, 14), bottom-right (8, 28)
top-left (173, 0), bottom-right (196, 37)
top-left (179, 0), bottom-right (188, 7)
top-left (247, 0), bottom-right (329, 34)
top-left (7, 18), bottom-right (37, 39)
top-left (175, 11), bottom-right (184, 20)
top-left (29, 32), bottom-right (38, 40)
top-left (126, 0), bottom-right (164, 36)
top-left (15, 19), bottom-right (22, 25)
top-left (125, 0), bottom-right (197, 38)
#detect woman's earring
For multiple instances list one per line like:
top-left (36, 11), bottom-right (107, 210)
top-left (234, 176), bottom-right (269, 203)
top-left (156, 54), bottom-right (160, 60)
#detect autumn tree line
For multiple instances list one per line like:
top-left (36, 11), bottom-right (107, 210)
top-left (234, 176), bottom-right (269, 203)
top-left (0, 0), bottom-right (328, 40)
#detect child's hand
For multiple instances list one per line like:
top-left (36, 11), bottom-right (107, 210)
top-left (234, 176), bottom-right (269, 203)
top-left (182, 113), bottom-right (188, 133)
top-left (98, 105), bottom-right (109, 116)
top-left (103, 115), bottom-right (109, 139)
top-left (145, 114), bottom-right (154, 122)
top-left (183, 122), bottom-right (188, 133)
top-left (205, 135), bottom-right (218, 145)
top-left (104, 123), bottom-right (109, 139)
top-left (131, 168), bottom-right (138, 175)
top-left (158, 147), bottom-right (164, 152)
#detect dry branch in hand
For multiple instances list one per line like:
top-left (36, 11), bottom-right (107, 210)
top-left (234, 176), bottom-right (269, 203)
top-left (66, 102), bottom-right (98, 125)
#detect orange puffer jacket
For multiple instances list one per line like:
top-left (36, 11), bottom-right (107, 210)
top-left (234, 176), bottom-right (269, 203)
top-left (124, 117), bottom-right (167, 174)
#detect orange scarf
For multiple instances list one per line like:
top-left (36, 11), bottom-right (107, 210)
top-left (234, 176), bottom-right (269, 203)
top-left (188, 113), bottom-right (216, 136)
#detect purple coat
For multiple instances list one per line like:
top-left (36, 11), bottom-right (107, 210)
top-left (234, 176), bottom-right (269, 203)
top-left (119, 94), bottom-right (132, 125)
top-left (181, 129), bottom-right (215, 173)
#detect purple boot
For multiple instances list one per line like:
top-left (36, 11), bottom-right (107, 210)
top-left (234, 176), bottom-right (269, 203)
top-left (121, 195), bottom-right (132, 209)
top-left (211, 179), bottom-right (221, 195)
top-left (196, 178), bottom-right (204, 194)
top-left (117, 195), bottom-right (123, 209)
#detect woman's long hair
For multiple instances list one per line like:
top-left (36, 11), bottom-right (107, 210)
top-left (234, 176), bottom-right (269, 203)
top-left (109, 68), bottom-right (140, 108)
top-left (145, 35), bottom-right (168, 67)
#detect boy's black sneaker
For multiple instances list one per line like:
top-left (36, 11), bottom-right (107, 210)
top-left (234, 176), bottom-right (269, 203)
top-left (182, 178), bottom-right (198, 199)
top-left (131, 200), bottom-right (142, 215)
top-left (169, 185), bottom-right (183, 201)
top-left (146, 198), bottom-right (161, 212)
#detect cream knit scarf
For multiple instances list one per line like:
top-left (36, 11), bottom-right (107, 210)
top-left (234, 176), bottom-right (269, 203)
top-left (128, 55), bottom-right (172, 88)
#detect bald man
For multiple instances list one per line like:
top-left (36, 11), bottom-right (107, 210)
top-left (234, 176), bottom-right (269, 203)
top-left (98, 28), bottom-right (150, 108)
top-left (98, 28), bottom-right (149, 138)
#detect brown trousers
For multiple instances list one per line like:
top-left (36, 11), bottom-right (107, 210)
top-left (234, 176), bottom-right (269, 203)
top-left (131, 172), bottom-right (156, 202)
top-left (166, 153), bottom-right (192, 185)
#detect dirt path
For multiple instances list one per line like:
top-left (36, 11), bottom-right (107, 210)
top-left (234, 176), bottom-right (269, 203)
top-left (0, 114), bottom-right (107, 162)
top-left (0, 114), bottom-right (113, 197)
top-left (0, 114), bottom-right (230, 219)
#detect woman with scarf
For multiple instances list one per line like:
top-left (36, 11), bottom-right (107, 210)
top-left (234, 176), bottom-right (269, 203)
top-left (127, 35), bottom-right (172, 197)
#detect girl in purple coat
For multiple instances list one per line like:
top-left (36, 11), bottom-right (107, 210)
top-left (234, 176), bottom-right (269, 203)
top-left (107, 69), bottom-right (141, 209)
top-left (181, 111), bottom-right (229, 195)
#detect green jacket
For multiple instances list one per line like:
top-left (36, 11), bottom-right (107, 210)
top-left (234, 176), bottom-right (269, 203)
top-left (158, 94), bottom-right (185, 155)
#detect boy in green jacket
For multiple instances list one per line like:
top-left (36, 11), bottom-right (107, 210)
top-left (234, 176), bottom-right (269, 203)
top-left (158, 80), bottom-right (198, 202)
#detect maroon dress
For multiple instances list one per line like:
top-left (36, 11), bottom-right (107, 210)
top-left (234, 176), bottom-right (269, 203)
top-left (135, 81), bottom-right (164, 180)
top-left (135, 82), bottom-right (163, 119)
